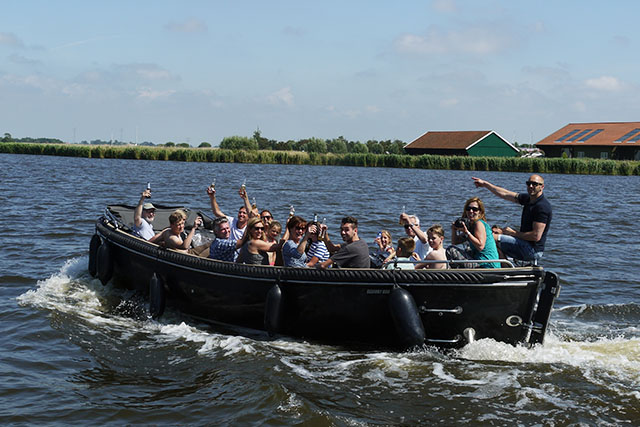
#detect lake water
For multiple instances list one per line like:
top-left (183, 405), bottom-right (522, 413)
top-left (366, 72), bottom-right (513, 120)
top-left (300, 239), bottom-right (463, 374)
top-left (2, 152), bottom-right (639, 425)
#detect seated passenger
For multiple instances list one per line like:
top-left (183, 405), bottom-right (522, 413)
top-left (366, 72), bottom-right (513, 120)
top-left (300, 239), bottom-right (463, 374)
top-left (208, 217), bottom-right (243, 262)
top-left (371, 229), bottom-right (393, 267)
top-left (149, 209), bottom-right (202, 251)
top-left (236, 218), bottom-right (280, 265)
top-left (446, 197), bottom-right (500, 268)
top-left (416, 225), bottom-right (447, 269)
top-left (265, 220), bottom-right (282, 266)
top-left (132, 187), bottom-right (155, 240)
top-left (385, 237), bottom-right (416, 270)
top-left (399, 213), bottom-right (431, 260)
top-left (207, 184), bottom-right (251, 241)
top-left (282, 216), bottom-right (314, 268)
top-left (318, 216), bottom-right (370, 269)
top-left (260, 210), bottom-right (274, 226)
top-left (306, 222), bottom-right (330, 267)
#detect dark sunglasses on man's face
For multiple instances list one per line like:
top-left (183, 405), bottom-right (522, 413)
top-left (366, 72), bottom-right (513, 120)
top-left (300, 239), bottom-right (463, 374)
top-left (526, 181), bottom-right (543, 187)
top-left (261, 215), bottom-right (272, 220)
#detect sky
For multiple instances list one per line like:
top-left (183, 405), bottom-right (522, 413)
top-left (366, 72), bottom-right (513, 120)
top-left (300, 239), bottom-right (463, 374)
top-left (1, 0), bottom-right (639, 146)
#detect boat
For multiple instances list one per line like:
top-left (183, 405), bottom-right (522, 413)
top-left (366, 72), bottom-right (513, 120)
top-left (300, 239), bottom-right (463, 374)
top-left (89, 205), bottom-right (561, 350)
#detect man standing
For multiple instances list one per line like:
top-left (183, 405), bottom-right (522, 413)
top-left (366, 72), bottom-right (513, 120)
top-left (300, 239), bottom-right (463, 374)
top-left (318, 216), bottom-right (370, 269)
top-left (132, 188), bottom-right (156, 240)
top-left (472, 174), bottom-right (552, 264)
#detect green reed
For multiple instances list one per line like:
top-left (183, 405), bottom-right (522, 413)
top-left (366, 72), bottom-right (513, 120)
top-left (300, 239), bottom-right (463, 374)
top-left (1, 143), bottom-right (638, 175)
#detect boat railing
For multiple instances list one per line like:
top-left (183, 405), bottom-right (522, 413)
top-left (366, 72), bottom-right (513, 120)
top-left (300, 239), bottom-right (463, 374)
top-left (381, 258), bottom-right (516, 269)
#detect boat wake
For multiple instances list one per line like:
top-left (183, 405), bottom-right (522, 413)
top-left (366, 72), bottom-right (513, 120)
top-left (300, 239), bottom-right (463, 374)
top-left (17, 257), bottom-right (640, 403)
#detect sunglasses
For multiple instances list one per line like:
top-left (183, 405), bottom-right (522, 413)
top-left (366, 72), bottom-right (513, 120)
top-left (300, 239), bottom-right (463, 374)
top-left (261, 215), bottom-right (272, 220)
top-left (466, 206), bottom-right (480, 212)
top-left (295, 226), bottom-right (306, 231)
top-left (526, 180), bottom-right (543, 187)
top-left (253, 227), bottom-right (264, 231)
top-left (404, 224), bottom-right (413, 229)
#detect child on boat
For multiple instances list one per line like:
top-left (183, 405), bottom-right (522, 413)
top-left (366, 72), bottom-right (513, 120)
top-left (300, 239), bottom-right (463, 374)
top-left (417, 224), bottom-right (447, 269)
top-left (385, 237), bottom-right (415, 270)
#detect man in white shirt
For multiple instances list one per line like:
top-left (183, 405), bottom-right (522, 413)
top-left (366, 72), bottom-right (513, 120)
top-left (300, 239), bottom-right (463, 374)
top-left (132, 188), bottom-right (156, 240)
top-left (399, 213), bottom-right (432, 260)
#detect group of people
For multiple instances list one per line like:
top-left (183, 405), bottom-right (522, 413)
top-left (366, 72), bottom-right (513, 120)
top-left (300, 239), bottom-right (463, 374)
top-left (131, 174), bottom-right (552, 270)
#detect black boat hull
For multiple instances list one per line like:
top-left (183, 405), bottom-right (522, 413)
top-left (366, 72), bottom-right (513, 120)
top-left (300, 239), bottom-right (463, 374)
top-left (93, 218), bottom-right (560, 349)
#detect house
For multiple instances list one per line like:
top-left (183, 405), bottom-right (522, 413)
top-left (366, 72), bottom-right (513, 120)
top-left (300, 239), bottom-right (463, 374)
top-left (535, 122), bottom-right (640, 160)
top-left (404, 131), bottom-right (519, 157)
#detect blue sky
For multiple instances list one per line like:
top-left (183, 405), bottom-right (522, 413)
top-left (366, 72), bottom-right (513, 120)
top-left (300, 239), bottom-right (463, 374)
top-left (1, 0), bottom-right (639, 146)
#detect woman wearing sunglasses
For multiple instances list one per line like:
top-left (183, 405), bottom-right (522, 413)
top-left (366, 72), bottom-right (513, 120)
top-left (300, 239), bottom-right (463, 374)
top-left (236, 217), bottom-right (280, 265)
top-left (282, 215), bottom-right (317, 268)
top-left (448, 197), bottom-right (500, 268)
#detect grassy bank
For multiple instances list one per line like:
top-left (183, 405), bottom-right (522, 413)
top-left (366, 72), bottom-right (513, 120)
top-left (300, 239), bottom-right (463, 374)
top-left (2, 142), bottom-right (639, 175)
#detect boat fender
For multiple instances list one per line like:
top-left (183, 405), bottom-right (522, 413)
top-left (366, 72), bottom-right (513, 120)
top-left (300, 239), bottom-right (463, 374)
top-left (389, 286), bottom-right (426, 348)
top-left (149, 273), bottom-right (166, 319)
top-left (96, 241), bottom-right (113, 286)
top-left (88, 234), bottom-right (101, 277)
top-left (264, 284), bottom-right (283, 337)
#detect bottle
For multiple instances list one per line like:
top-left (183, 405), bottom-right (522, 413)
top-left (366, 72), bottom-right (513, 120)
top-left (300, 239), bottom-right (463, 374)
top-left (240, 178), bottom-right (247, 198)
top-left (145, 182), bottom-right (151, 198)
top-left (313, 213), bottom-right (318, 223)
top-left (289, 205), bottom-right (295, 217)
top-left (251, 197), bottom-right (257, 209)
top-left (210, 178), bottom-right (216, 190)
top-left (399, 205), bottom-right (405, 224)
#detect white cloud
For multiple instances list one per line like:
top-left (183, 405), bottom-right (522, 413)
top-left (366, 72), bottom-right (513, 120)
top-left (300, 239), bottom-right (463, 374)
top-left (8, 53), bottom-right (41, 66)
top-left (432, 0), bottom-right (456, 13)
top-left (164, 18), bottom-right (207, 33)
top-left (0, 32), bottom-right (24, 48)
top-left (365, 105), bottom-right (381, 113)
top-left (136, 87), bottom-right (176, 100)
top-left (267, 87), bottom-right (294, 107)
top-left (584, 76), bottom-right (623, 91)
top-left (440, 98), bottom-right (459, 107)
top-left (394, 25), bottom-right (515, 56)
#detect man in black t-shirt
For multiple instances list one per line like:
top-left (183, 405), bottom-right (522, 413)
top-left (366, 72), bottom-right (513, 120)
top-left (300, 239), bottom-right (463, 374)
top-left (472, 174), bottom-right (552, 264)
top-left (318, 216), bottom-right (370, 269)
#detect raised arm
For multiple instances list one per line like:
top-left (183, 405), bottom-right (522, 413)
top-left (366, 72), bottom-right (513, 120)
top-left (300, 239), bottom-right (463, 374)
top-left (239, 187), bottom-right (258, 218)
top-left (319, 224), bottom-right (341, 253)
top-left (133, 189), bottom-right (151, 227)
top-left (472, 177), bottom-right (518, 203)
top-left (207, 187), bottom-right (226, 218)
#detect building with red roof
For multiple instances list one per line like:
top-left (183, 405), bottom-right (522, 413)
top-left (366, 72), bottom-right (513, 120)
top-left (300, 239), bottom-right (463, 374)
top-left (404, 130), bottom-right (518, 157)
top-left (535, 122), bottom-right (640, 160)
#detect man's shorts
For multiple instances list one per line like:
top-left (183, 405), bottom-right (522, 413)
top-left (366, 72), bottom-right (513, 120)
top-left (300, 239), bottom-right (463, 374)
top-left (497, 235), bottom-right (543, 265)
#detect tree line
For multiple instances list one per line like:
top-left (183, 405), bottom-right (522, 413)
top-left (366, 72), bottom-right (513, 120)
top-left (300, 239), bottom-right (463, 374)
top-left (219, 130), bottom-right (407, 154)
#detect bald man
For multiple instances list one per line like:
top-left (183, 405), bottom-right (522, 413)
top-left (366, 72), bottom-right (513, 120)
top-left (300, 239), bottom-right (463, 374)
top-left (471, 174), bottom-right (552, 264)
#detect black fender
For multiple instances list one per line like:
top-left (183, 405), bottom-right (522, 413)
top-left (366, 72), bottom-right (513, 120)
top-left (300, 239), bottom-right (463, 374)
top-left (149, 273), bottom-right (166, 319)
top-left (389, 286), bottom-right (426, 348)
top-left (264, 284), bottom-right (283, 336)
top-left (96, 241), bottom-right (113, 286)
top-left (88, 234), bottom-right (101, 277)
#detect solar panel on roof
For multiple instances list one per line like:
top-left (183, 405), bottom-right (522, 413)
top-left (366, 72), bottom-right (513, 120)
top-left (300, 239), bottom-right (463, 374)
top-left (578, 129), bottom-right (604, 142)
top-left (628, 132), bottom-right (640, 142)
top-left (568, 129), bottom-right (592, 141)
top-left (615, 128), bottom-right (640, 142)
top-left (555, 129), bottom-right (580, 142)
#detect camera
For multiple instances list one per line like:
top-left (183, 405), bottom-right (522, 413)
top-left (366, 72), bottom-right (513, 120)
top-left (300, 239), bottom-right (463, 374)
top-left (454, 217), bottom-right (471, 229)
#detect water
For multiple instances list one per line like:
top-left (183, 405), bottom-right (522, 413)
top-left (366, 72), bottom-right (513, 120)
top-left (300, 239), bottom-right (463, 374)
top-left (2, 153), bottom-right (639, 424)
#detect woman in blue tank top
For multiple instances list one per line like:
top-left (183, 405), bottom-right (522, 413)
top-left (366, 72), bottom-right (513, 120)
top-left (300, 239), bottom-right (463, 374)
top-left (449, 197), bottom-right (500, 268)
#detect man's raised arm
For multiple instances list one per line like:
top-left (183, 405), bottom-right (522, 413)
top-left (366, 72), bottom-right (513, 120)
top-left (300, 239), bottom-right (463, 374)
top-left (472, 177), bottom-right (518, 203)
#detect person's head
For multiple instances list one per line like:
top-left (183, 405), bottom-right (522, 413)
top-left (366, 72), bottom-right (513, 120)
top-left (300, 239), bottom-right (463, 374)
top-left (427, 224), bottom-right (445, 250)
top-left (213, 217), bottom-right (231, 239)
top-left (169, 209), bottom-right (187, 235)
top-left (404, 215), bottom-right (420, 237)
top-left (379, 230), bottom-right (392, 248)
top-left (237, 206), bottom-right (249, 225)
top-left (462, 197), bottom-right (486, 222)
top-left (340, 216), bottom-right (359, 243)
top-left (260, 210), bottom-right (273, 225)
top-left (396, 237), bottom-right (415, 258)
top-left (267, 221), bottom-right (282, 241)
top-left (245, 217), bottom-right (265, 241)
top-left (526, 174), bottom-right (545, 199)
top-left (142, 202), bottom-right (156, 223)
top-left (287, 215), bottom-right (308, 242)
